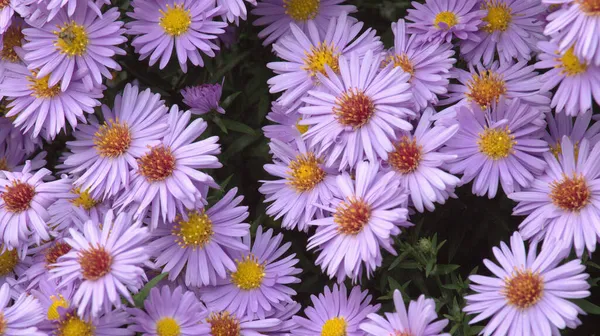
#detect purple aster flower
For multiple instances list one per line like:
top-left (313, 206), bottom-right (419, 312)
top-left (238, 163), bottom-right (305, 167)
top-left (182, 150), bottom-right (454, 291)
top-left (129, 286), bottom-right (210, 335)
top-left (0, 63), bottom-right (103, 140)
top-left (360, 289), bottom-right (450, 336)
top-left (181, 80), bottom-right (225, 115)
top-left (13, 0), bottom-right (109, 27)
top-left (536, 40), bottom-right (600, 116)
top-left (48, 185), bottom-right (110, 234)
top-left (464, 232), bottom-right (589, 335)
top-left (218, 0), bottom-right (256, 23)
top-left (263, 103), bottom-right (307, 144)
top-left (0, 141), bottom-right (46, 172)
top-left (262, 301), bottom-right (301, 335)
top-left (0, 17), bottom-right (25, 68)
top-left (0, 282), bottom-right (44, 335)
top-left (460, 0), bottom-right (545, 65)
top-left (406, 0), bottom-right (484, 44)
top-left (20, 239), bottom-right (72, 289)
top-left (260, 139), bottom-right (338, 231)
top-left (510, 136), bottom-right (600, 257)
top-left (544, 110), bottom-right (600, 158)
top-left (308, 161), bottom-right (412, 281)
top-left (22, 5), bottom-right (126, 90)
top-left (384, 108), bottom-right (460, 213)
top-left (116, 105), bottom-right (221, 229)
top-left (544, 0), bottom-right (600, 66)
top-left (387, 19), bottom-right (456, 111)
top-left (0, 162), bottom-right (71, 250)
top-left (206, 310), bottom-right (281, 335)
top-left (0, 0), bottom-right (15, 33)
top-left (292, 284), bottom-right (380, 336)
top-left (126, 0), bottom-right (226, 72)
top-left (251, 0), bottom-right (356, 46)
top-left (0, 116), bottom-right (40, 155)
top-left (441, 60), bottom-right (550, 112)
top-left (443, 100), bottom-right (547, 198)
top-left (300, 50), bottom-right (414, 170)
top-left (267, 13), bottom-right (383, 107)
top-left (60, 83), bottom-right (169, 200)
top-left (50, 210), bottom-right (150, 317)
top-left (149, 188), bottom-right (250, 287)
top-left (201, 226), bottom-right (301, 320)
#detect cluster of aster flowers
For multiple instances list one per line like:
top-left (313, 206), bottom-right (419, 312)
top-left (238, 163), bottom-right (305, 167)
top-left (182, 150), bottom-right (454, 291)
top-left (0, 0), bottom-right (598, 335)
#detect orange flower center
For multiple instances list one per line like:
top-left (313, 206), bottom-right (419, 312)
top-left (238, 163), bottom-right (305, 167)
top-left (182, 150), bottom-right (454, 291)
top-left (138, 146), bottom-right (176, 182)
top-left (94, 120), bottom-right (132, 158)
top-left (2, 181), bottom-right (36, 213)
top-left (504, 269), bottom-right (544, 309)
top-left (207, 312), bottom-right (241, 336)
top-left (334, 89), bottom-right (375, 129)
top-left (550, 174), bottom-right (590, 211)
top-left (466, 70), bottom-right (506, 109)
top-left (1, 24), bottom-right (24, 63)
top-left (388, 136), bottom-right (422, 174)
top-left (334, 197), bottom-right (371, 235)
top-left (45, 242), bottom-right (72, 268)
top-left (78, 246), bottom-right (112, 281)
top-left (578, 0), bottom-right (600, 14)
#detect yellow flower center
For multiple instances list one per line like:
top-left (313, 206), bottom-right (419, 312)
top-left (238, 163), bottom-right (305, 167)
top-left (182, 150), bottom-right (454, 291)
top-left (47, 295), bottom-right (70, 321)
top-left (283, 0), bottom-right (320, 21)
top-left (0, 158), bottom-right (8, 171)
top-left (296, 119), bottom-right (309, 134)
top-left (45, 242), bottom-right (72, 268)
top-left (55, 21), bottom-right (89, 56)
top-left (173, 210), bottom-right (214, 249)
top-left (138, 145), bottom-right (176, 182)
top-left (70, 188), bottom-right (99, 211)
top-left (78, 246), bottom-right (112, 281)
top-left (550, 174), bottom-right (590, 212)
top-left (1, 181), bottom-right (36, 213)
top-left (321, 317), bottom-right (347, 336)
top-left (208, 311), bottom-right (241, 336)
top-left (94, 119), bottom-right (132, 158)
top-left (558, 47), bottom-right (588, 76)
top-left (156, 317), bottom-right (181, 336)
top-left (159, 4), bottom-right (191, 36)
top-left (231, 254), bottom-right (265, 290)
top-left (385, 53), bottom-right (414, 78)
top-left (57, 314), bottom-right (95, 336)
top-left (28, 73), bottom-right (61, 99)
top-left (466, 70), bottom-right (507, 109)
top-left (334, 197), bottom-right (371, 235)
top-left (1, 24), bottom-right (24, 62)
top-left (550, 141), bottom-right (581, 160)
top-left (478, 127), bottom-right (515, 160)
top-left (288, 153), bottom-right (326, 192)
top-left (388, 136), bottom-right (422, 174)
top-left (303, 42), bottom-right (340, 78)
top-left (578, 0), bottom-right (600, 14)
top-left (504, 269), bottom-right (544, 309)
top-left (434, 11), bottom-right (458, 29)
top-left (0, 249), bottom-right (18, 276)
top-left (334, 88), bottom-right (375, 129)
top-left (482, 0), bottom-right (512, 33)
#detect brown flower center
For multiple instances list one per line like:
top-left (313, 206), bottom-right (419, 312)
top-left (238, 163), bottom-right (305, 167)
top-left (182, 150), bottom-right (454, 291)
top-left (78, 246), bottom-right (112, 281)
top-left (138, 146), bottom-right (176, 182)
top-left (2, 181), bottom-right (36, 213)
top-left (45, 242), bottom-right (72, 268)
top-left (388, 136), bottom-right (422, 174)
top-left (578, 0), bottom-right (600, 14)
top-left (334, 197), bottom-right (371, 235)
top-left (550, 174), bottom-right (590, 212)
top-left (208, 312), bottom-right (241, 336)
top-left (504, 269), bottom-right (543, 309)
top-left (334, 89), bottom-right (375, 129)
top-left (1, 24), bottom-right (24, 63)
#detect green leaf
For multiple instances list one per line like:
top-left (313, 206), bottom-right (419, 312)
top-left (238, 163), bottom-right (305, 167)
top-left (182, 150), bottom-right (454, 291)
top-left (212, 116), bottom-right (228, 134)
top-left (574, 299), bottom-right (600, 315)
top-left (133, 273), bottom-right (169, 307)
top-left (221, 119), bottom-right (257, 135)
top-left (221, 91), bottom-right (241, 109)
top-left (434, 264), bottom-right (460, 275)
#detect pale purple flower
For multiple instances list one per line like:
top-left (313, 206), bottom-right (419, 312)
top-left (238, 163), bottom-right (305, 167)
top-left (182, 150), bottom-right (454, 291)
top-left (0, 141), bottom-right (46, 172)
top-left (292, 284), bottom-right (380, 336)
top-left (360, 289), bottom-right (450, 336)
top-left (464, 232), bottom-right (589, 335)
top-left (20, 239), bottom-right (72, 290)
top-left (460, 0), bottom-right (546, 65)
top-left (13, 0), bottom-right (109, 27)
top-left (22, 5), bottom-right (126, 90)
top-left (50, 210), bottom-right (150, 317)
top-left (181, 81), bottom-right (225, 115)
top-left (267, 13), bottom-right (383, 107)
top-left (126, 0), bottom-right (226, 72)
top-left (0, 116), bottom-right (40, 155)
top-left (0, 282), bottom-right (44, 336)
top-left (510, 136), bottom-right (600, 257)
top-left (308, 161), bottom-right (412, 281)
top-left (218, 0), bottom-right (256, 23)
top-left (262, 301), bottom-right (301, 335)
top-left (149, 188), bottom-right (250, 287)
top-left (544, 110), bottom-right (600, 158)
top-left (47, 185), bottom-right (111, 234)
top-left (0, 0), bottom-right (15, 33)
top-left (116, 105), bottom-right (222, 229)
top-left (300, 50), bottom-right (414, 170)
top-left (262, 103), bottom-right (306, 144)
top-left (406, 0), bottom-right (484, 44)
top-left (200, 226), bottom-right (301, 320)
top-left (252, 0), bottom-right (356, 45)
top-left (260, 139), bottom-right (338, 231)
top-left (205, 309), bottom-right (281, 335)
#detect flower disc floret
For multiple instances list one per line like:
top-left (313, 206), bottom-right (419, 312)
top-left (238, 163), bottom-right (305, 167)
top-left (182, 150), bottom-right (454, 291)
top-left (231, 255), bottom-right (265, 290)
top-left (58, 314), bottom-right (94, 336)
top-left (388, 137), bottom-right (422, 174)
top-left (156, 317), bottom-right (181, 336)
top-left (55, 21), bottom-right (89, 57)
top-left (0, 249), bottom-right (18, 276)
top-left (303, 42), bottom-right (340, 78)
top-left (334, 197), bottom-right (371, 235)
top-left (321, 317), bottom-right (347, 336)
top-left (138, 146), bottom-right (176, 182)
top-left (173, 211), bottom-right (214, 249)
top-left (558, 47), bottom-right (588, 76)
top-left (504, 269), bottom-right (544, 309)
top-left (78, 246), bottom-right (112, 281)
top-left (482, 0), bottom-right (512, 33)
top-left (208, 312), bottom-right (241, 336)
top-left (288, 153), bottom-right (326, 192)
top-left (159, 4), bottom-right (192, 36)
top-left (477, 127), bottom-right (515, 160)
top-left (434, 11), bottom-right (458, 29)
top-left (94, 120), bottom-right (132, 158)
top-left (283, 0), bottom-right (321, 21)
top-left (550, 174), bottom-right (590, 211)
top-left (1, 181), bottom-right (35, 213)
top-left (466, 70), bottom-right (507, 109)
top-left (333, 89), bottom-right (375, 128)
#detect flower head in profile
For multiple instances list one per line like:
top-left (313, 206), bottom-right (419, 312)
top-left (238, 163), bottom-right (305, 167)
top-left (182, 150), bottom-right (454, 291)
top-left (0, 283), bottom-right (45, 336)
top-left (20, 239), bottom-right (72, 289)
top-left (129, 286), bottom-right (210, 335)
top-left (127, 0), bottom-right (226, 72)
top-left (0, 141), bottom-right (46, 173)
top-left (544, 0), bottom-right (600, 66)
top-left (360, 289), bottom-right (450, 336)
top-left (61, 83), bottom-right (169, 200)
top-left (263, 103), bottom-right (308, 145)
top-left (292, 284), bottom-right (379, 336)
top-left (218, 0), bottom-right (256, 23)
top-left (13, 0), bottom-right (109, 26)
top-left (406, 0), bottom-right (484, 44)
top-left (544, 110), bottom-right (600, 159)
top-left (385, 108), bottom-right (459, 213)
top-left (443, 100), bottom-right (547, 198)
top-left (387, 19), bottom-right (455, 111)
top-left (0, 162), bottom-right (71, 250)
top-left (464, 232), bottom-right (589, 335)
top-left (460, 0), bottom-right (545, 65)
top-left (308, 161), bottom-right (412, 281)
top-left (510, 136), bottom-right (600, 257)
top-left (50, 210), bottom-right (150, 317)
top-left (116, 105), bottom-right (221, 229)
top-left (252, 0), bottom-right (356, 45)
top-left (260, 139), bottom-right (338, 231)
top-left (22, 5), bottom-right (126, 90)
top-left (300, 50), bottom-right (414, 170)
top-left (201, 226), bottom-right (301, 320)
top-left (150, 188), bottom-right (250, 287)
top-left (536, 40), bottom-right (600, 116)
top-left (267, 13), bottom-right (382, 107)
top-left (181, 81), bottom-right (225, 115)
